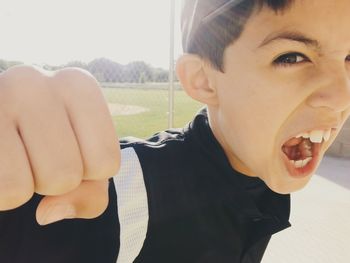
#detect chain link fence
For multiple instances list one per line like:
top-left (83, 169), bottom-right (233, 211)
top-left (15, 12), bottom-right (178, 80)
top-left (0, 0), bottom-right (203, 139)
top-left (0, 0), bottom-right (348, 156)
top-left (0, 58), bottom-right (203, 140)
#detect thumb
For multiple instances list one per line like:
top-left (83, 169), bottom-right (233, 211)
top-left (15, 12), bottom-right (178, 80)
top-left (36, 179), bottom-right (109, 225)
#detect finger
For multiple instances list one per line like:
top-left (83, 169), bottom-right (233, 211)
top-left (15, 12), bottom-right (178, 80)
top-left (52, 69), bottom-right (120, 180)
top-left (17, 84), bottom-right (83, 196)
top-left (0, 117), bottom-right (34, 210)
top-left (36, 179), bottom-right (109, 225)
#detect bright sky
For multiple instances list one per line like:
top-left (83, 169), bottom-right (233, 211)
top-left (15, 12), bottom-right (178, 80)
top-left (0, 0), bottom-right (183, 69)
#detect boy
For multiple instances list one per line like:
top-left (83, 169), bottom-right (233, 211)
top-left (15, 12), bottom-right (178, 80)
top-left (1, 0), bottom-right (350, 262)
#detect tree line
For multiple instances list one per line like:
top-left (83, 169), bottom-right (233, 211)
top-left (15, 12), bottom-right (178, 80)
top-left (0, 58), bottom-right (170, 83)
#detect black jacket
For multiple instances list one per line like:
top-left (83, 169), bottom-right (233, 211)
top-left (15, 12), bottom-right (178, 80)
top-left (0, 109), bottom-right (291, 263)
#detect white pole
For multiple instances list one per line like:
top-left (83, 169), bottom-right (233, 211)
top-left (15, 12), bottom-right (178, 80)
top-left (168, 0), bottom-right (175, 128)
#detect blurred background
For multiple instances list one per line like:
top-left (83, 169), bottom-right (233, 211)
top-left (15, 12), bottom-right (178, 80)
top-left (0, 0), bottom-right (203, 139)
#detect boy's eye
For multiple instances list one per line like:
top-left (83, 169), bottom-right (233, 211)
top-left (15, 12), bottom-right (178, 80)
top-left (273, 52), bottom-right (309, 66)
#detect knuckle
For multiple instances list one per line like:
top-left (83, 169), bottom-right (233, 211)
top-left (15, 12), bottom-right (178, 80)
top-left (85, 156), bottom-right (120, 180)
top-left (2, 65), bottom-right (47, 89)
top-left (53, 68), bottom-right (100, 94)
top-left (0, 65), bottom-right (48, 107)
top-left (102, 144), bottom-right (121, 174)
top-left (55, 67), bottom-right (92, 78)
top-left (3, 65), bottom-right (44, 78)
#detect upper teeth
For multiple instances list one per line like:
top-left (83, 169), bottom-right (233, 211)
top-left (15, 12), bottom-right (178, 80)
top-left (295, 129), bottom-right (331, 143)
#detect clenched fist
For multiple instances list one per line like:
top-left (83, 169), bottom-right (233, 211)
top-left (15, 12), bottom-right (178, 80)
top-left (0, 65), bottom-right (120, 225)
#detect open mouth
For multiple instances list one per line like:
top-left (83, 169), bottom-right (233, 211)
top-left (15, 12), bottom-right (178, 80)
top-left (281, 130), bottom-right (330, 178)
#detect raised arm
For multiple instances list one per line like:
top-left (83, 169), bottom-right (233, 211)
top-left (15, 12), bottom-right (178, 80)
top-left (0, 65), bottom-right (120, 225)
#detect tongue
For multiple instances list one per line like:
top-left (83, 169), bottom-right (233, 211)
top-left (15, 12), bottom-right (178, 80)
top-left (282, 138), bottom-right (313, 161)
top-left (299, 139), bottom-right (313, 159)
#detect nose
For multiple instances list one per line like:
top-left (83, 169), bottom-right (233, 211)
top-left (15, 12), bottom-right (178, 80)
top-left (306, 65), bottom-right (350, 113)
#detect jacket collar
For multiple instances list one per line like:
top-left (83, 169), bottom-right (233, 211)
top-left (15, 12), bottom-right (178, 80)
top-left (185, 107), bottom-right (291, 236)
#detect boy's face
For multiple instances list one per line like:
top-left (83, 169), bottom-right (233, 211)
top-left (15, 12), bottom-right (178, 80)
top-left (209, 0), bottom-right (350, 194)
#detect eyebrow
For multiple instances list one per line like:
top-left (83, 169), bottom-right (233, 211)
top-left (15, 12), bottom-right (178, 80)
top-left (257, 30), bottom-right (322, 53)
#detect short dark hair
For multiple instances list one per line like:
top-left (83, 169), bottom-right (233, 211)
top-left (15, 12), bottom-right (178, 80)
top-left (182, 0), bottom-right (294, 71)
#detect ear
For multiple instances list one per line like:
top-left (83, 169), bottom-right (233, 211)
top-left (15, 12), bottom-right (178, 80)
top-left (176, 54), bottom-right (218, 106)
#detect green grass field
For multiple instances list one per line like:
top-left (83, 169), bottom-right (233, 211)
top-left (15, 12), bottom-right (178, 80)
top-left (102, 85), bottom-right (204, 138)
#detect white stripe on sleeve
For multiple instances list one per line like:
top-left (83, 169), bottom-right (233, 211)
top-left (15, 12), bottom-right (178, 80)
top-left (113, 147), bottom-right (149, 263)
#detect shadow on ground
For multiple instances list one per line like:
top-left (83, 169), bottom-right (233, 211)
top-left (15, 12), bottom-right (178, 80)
top-left (316, 155), bottom-right (350, 190)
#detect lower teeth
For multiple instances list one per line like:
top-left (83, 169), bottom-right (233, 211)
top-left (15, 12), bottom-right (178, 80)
top-left (290, 157), bottom-right (313, 168)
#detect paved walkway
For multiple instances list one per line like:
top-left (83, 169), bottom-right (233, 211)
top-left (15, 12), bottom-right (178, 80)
top-left (262, 156), bottom-right (350, 263)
